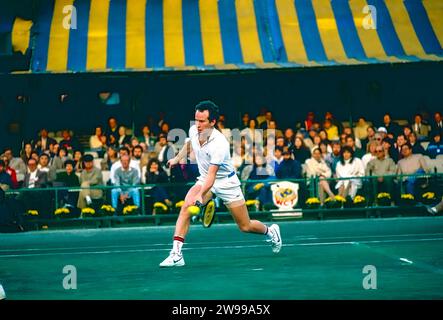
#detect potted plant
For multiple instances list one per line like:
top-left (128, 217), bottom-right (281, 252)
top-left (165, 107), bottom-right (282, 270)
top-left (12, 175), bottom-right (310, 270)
top-left (305, 197), bottom-right (321, 209)
top-left (122, 205), bottom-right (140, 216)
top-left (420, 192), bottom-right (438, 205)
top-left (353, 195), bottom-right (367, 208)
top-left (399, 194), bottom-right (415, 207)
top-left (99, 204), bottom-right (116, 216)
top-left (324, 195), bottom-right (346, 209)
top-left (25, 209), bottom-right (39, 219)
top-left (81, 207), bottom-right (96, 218)
top-left (54, 207), bottom-right (71, 219)
top-left (376, 193), bottom-right (391, 207)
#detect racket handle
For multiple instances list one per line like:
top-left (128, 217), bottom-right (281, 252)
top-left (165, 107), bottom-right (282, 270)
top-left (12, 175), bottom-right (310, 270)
top-left (195, 201), bottom-right (203, 208)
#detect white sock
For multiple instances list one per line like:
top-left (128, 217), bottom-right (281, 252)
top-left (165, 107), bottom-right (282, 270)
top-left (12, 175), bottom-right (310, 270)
top-left (265, 226), bottom-right (273, 240)
top-left (173, 236), bottom-right (184, 255)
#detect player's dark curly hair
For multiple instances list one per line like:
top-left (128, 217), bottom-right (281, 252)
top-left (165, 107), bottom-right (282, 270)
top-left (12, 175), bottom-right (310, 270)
top-left (195, 100), bottom-right (220, 122)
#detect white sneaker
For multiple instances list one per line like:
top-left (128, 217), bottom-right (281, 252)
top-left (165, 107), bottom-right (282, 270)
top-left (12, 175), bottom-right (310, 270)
top-left (0, 284), bottom-right (5, 300)
top-left (427, 206), bottom-right (438, 215)
top-left (267, 224), bottom-right (282, 253)
top-left (159, 251), bottom-right (185, 268)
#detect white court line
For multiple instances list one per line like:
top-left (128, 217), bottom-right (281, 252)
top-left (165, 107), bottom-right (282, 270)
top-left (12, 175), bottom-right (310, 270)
top-left (0, 237), bottom-right (442, 259)
top-left (2, 232), bottom-right (443, 253)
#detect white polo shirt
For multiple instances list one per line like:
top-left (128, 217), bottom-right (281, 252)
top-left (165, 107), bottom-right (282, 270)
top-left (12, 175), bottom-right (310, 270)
top-left (189, 125), bottom-right (235, 180)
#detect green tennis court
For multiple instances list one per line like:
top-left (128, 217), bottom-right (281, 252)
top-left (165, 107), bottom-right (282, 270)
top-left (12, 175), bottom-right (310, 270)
top-left (1, 216), bottom-right (443, 300)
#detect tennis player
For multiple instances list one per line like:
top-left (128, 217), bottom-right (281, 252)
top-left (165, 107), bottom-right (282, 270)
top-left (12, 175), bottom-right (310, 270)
top-left (159, 101), bottom-right (282, 267)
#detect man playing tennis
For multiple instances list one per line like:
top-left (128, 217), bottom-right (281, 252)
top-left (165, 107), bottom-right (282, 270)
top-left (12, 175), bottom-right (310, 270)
top-left (159, 101), bottom-right (282, 267)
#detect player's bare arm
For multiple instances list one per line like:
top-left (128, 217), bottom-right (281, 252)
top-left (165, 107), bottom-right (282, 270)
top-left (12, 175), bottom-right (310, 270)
top-left (167, 140), bottom-right (192, 167)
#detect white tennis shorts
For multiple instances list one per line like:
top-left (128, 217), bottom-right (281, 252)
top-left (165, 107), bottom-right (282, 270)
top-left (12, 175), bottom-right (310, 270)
top-left (196, 173), bottom-right (245, 205)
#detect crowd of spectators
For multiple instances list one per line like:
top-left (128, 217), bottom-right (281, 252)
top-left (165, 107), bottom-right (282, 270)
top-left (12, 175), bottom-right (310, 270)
top-left (1, 110), bottom-right (442, 218)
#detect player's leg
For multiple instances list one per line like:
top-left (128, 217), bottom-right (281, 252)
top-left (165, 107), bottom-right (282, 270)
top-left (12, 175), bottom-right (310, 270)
top-left (227, 200), bottom-right (282, 254)
top-left (427, 199), bottom-right (443, 215)
top-left (159, 183), bottom-right (212, 267)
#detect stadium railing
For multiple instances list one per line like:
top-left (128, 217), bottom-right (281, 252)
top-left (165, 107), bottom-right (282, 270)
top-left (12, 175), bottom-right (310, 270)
top-left (3, 172), bottom-right (442, 230)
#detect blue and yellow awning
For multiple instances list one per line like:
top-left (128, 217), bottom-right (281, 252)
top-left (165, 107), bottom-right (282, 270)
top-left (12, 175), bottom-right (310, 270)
top-left (24, 0), bottom-right (443, 72)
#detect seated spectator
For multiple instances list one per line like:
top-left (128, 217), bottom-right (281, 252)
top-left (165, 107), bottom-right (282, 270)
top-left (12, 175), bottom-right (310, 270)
top-left (51, 147), bottom-right (71, 171)
top-left (304, 129), bottom-right (317, 149)
top-left (382, 138), bottom-right (397, 162)
top-left (259, 111), bottom-right (274, 130)
top-left (275, 136), bottom-right (286, 149)
top-left (89, 126), bottom-right (106, 153)
top-left (0, 156), bottom-right (18, 189)
top-left (412, 114), bottom-right (429, 141)
top-left (284, 128), bottom-right (295, 149)
top-left (335, 146), bottom-right (365, 199)
top-left (380, 113), bottom-right (401, 138)
top-left (270, 146), bottom-right (284, 173)
top-left (0, 160), bottom-right (13, 191)
top-left (343, 127), bottom-right (362, 149)
top-left (110, 147), bottom-right (141, 185)
top-left (131, 145), bottom-right (144, 170)
top-left (217, 120), bottom-right (232, 142)
top-left (361, 126), bottom-right (376, 151)
top-left (263, 120), bottom-right (283, 142)
top-left (323, 119), bottom-right (339, 141)
top-left (276, 150), bottom-right (302, 179)
top-left (394, 134), bottom-right (408, 162)
top-left (353, 117), bottom-right (370, 142)
top-left (138, 125), bottom-right (155, 149)
top-left (319, 141), bottom-right (331, 157)
top-left (396, 143), bottom-right (430, 195)
top-left (17, 158), bottom-right (50, 217)
top-left (59, 129), bottom-right (80, 152)
top-left (408, 132), bottom-right (426, 155)
top-left (47, 142), bottom-right (59, 165)
top-left (430, 111), bottom-right (442, 137)
top-left (101, 146), bottom-right (119, 171)
top-left (38, 153), bottom-right (56, 182)
top-left (403, 126), bottom-right (413, 139)
top-left (426, 131), bottom-right (443, 159)
top-left (106, 117), bottom-right (119, 146)
top-left (305, 147), bottom-right (335, 203)
top-left (77, 155), bottom-right (103, 209)
top-left (243, 155), bottom-right (275, 208)
top-left (72, 150), bottom-right (84, 173)
top-left (111, 155), bottom-right (141, 210)
top-left (345, 135), bottom-right (365, 159)
top-left (241, 113), bottom-right (250, 129)
top-left (325, 111), bottom-right (343, 134)
top-left (20, 143), bottom-right (33, 166)
top-left (366, 145), bottom-right (397, 200)
top-left (142, 158), bottom-right (172, 207)
top-left (33, 128), bottom-right (56, 155)
top-left (241, 119), bottom-right (263, 146)
top-left (153, 133), bottom-right (177, 171)
top-left (117, 125), bottom-right (132, 147)
top-left (55, 160), bottom-right (80, 208)
top-left (361, 141), bottom-right (378, 169)
top-left (159, 122), bottom-right (170, 136)
top-left (304, 112), bottom-right (315, 131)
top-left (3, 148), bottom-right (26, 180)
top-left (290, 136), bottom-right (311, 164)
top-left (324, 141), bottom-right (341, 176)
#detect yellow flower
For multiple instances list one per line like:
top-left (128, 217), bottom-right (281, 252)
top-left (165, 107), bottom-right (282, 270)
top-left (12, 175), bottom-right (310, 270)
top-left (422, 192), bottom-right (435, 199)
top-left (401, 194), bottom-right (414, 200)
top-left (153, 202), bottom-right (168, 211)
top-left (306, 198), bottom-right (321, 205)
top-left (354, 196), bottom-right (366, 204)
top-left (325, 197), bottom-right (333, 203)
top-left (82, 208), bottom-right (95, 215)
top-left (27, 210), bottom-right (39, 216)
top-left (246, 200), bottom-right (259, 206)
top-left (334, 195), bottom-right (346, 202)
top-left (377, 193), bottom-right (391, 199)
top-left (175, 200), bottom-right (185, 208)
top-left (253, 183), bottom-right (265, 191)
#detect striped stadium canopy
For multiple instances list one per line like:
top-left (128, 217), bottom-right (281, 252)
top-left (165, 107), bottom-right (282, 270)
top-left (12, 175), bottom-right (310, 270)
top-left (14, 0), bottom-right (443, 72)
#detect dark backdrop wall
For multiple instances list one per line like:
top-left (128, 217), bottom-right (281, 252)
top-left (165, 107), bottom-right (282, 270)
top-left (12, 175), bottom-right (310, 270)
top-left (0, 61), bottom-right (442, 153)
